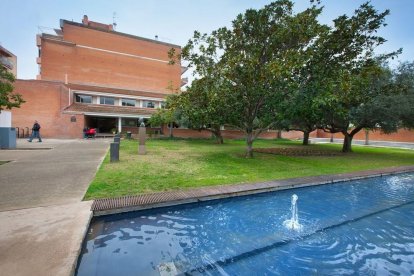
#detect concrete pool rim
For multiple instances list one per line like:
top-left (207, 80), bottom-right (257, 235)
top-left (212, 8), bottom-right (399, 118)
top-left (90, 165), bottom-right (414, 217)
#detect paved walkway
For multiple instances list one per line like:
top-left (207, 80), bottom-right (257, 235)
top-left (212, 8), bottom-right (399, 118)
top-left (0, 139), bottom-right (109, 276)
top-left (0, 139), bottom-right (109, 211)
top-left (310, 138), bottom-right (414, 150)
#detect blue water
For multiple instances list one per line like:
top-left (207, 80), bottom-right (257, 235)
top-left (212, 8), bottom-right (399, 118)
top-left (76, 173), bottom-right (414, 275)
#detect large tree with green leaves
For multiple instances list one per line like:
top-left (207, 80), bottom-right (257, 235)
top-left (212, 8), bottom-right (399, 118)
top-left (171, 77), bottom-right (231, 144)
top-left (319, 61), bottom-right (401, 152)
top-left (314, 2), bottom-right (401, 152)
top-left (171, 0), bottom-right (324, 157)
top-left (393, 61), bottom-right (414, 129)
top-left (0, 66), bottom-right (24, 112)
top-left (149, 95), bottom-right (179, 138)
top-left (277, 87), bottom-right (322, 145)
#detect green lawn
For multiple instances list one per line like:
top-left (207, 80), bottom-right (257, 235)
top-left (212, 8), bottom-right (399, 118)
top-left (84, 139), bottom-right (414, 200)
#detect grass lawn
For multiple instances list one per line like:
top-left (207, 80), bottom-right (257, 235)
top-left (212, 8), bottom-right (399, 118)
top-left (84, 139), bottom-right (414, 200)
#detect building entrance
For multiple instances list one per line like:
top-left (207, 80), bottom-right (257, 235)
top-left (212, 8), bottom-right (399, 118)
top-left (85, 116), bottom-right (117, 134)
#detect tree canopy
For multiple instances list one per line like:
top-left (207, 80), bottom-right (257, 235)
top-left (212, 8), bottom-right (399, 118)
top-left (393, 61), bottom-right (414, 129)
top-left (170, 77), bottom-right (232, 144)
top-left (168, 0), bottom-right (410, 155)
top-left (149, 95), bottom-right (178, 138)
top-left (0, 66), bottom-right (24, 112)
top-left (172, 0), bottom-right (324, 157)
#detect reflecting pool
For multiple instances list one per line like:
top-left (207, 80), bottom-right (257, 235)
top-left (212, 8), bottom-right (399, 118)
top-left (76, 173), bottom-right (414, 275)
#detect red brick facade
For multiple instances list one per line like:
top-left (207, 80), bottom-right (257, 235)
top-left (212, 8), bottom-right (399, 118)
top-left (315, 129), bottom-right (414, 143)
top-left (12, 80), bottom-right (84, 138)
top-left (38, 18), bottom-right (181, 93)
top-left (11, 16), bottom-right (180, 138)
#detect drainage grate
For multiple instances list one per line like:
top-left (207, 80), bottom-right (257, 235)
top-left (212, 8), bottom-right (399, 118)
top-left (91, 191), bottom-right (194, 214)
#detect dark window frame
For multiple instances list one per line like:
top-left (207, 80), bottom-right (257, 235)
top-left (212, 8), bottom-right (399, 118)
top-left (75, 94), bottom-right (92, 104)
top-left (121, 118), bottom-right (139, 127)
top-left (143, 101), bottom-right (155, 108)
top-left (121, 98), bottom-right (136, 107)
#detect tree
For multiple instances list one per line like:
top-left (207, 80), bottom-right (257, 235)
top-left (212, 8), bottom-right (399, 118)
top-left (171, 77), bottom-right (231, 144)
top-left (319, 61), bottom-right (400, 152)
top-left (0, 66), bottom-right (24, 112)
top-left (171, 0), bottom-right (324, 157)
top-left (393, 61), bottom-right (414, 129)
top-left (276, 19), bottom-right (340, 146)
top-left (149, 96), bottom-right (177, 138)
top-left (314, 2), bottom-right (400, 152)
top-left (277, 87), bottom-right (322, 145)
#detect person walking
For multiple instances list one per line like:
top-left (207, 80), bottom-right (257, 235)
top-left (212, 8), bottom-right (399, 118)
top-left (28, 120), bottom-right (42, 142)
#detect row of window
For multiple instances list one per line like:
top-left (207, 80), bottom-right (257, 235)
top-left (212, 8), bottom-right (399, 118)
top-left (75, 94), bottom-right (164, 108)
top-left (122, 118), bottom-right (149, 127)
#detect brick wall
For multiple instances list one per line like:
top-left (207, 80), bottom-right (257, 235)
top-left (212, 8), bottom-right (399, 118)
top-left (63, 23), bottom-right (175, 62)
top-left (40, 23), bottom-right (181, 93)
top-left (123, 127), bottom-right (306, 140)
top-left (12, 80), bottom-right (85, 138)
top-left (160, 128), bottom-right (284, 140)
top-left (316, 129), bottom-right (414, 143)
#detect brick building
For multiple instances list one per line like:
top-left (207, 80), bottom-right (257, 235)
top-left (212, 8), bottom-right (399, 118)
top-left (0, 45), bottom-right (17, 77)
top-left (12, 16), bottom-right (183, 138)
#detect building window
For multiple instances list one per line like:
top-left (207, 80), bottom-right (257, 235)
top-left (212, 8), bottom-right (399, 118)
top-left (100, 96), bottom-right (115, 105)
top-left (143, 100), bottom-right (155, 108)
top-left (122, 98), bottom-right (136, 107)
top-left (160, 102), bottom-right (166, 109)
top-left (75, 94), bottom-right (92, 104)
top-left (122, 118), bottom-right (139, 127)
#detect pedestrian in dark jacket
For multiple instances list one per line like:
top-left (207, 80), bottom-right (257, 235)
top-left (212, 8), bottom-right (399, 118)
top-left (28, 120), bottom-right (42, 142)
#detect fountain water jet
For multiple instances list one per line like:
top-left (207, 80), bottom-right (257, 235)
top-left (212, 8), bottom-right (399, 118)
top-left (283, 194), bottom-right (302, 231)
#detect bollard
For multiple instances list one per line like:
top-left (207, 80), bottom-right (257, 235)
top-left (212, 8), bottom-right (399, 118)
top-left (114, 136), bottom-right (121, 144)
top-left (110, 142), bottom-right (119, 162)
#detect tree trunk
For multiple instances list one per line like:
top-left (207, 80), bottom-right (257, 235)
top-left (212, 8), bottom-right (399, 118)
top-left (212, 128), bottom-right (224, 144)
top-left (160, 124), bottom-right (164, 135)
top-left (342, 132), bottom-right (353, 153)
top-left (246, 131), bottom-right (254, 158)
top-left (364, 129), bottom-right (369, 145)
top-left (277, 130), bottom-right (282, 139)
top-left (302, 131), bottom-right (310, 145)
top-left (168, 123), bottom-right (173, 138)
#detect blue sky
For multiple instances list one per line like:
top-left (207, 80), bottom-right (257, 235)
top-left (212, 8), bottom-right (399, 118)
top-left (1, 0), bottom-right (413, 80)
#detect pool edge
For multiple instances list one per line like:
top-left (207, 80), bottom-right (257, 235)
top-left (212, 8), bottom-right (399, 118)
top-left (70, 202), bottom-right (94, 276)
top-left (91, 165), bottom-right (414, 217)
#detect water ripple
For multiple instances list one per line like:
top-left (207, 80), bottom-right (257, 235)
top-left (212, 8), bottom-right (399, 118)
top-left (76, 173), bottom-right (414, 276)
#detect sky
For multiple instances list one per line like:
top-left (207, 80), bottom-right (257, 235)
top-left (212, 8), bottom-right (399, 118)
top-left (1, 0), bottom-right (414, 80)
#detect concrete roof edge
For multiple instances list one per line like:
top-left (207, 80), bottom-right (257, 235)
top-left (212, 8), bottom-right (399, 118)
top-left (60, 19), bottom-right (181, 49)
top-left (41, 36), bottom-right (76, 47)
top-left (15, 79), bottom-right (65, 85)
top-left (66, 82), bottom-right (172, 97)
top-left (0, 45), bottom-right (16, 57)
